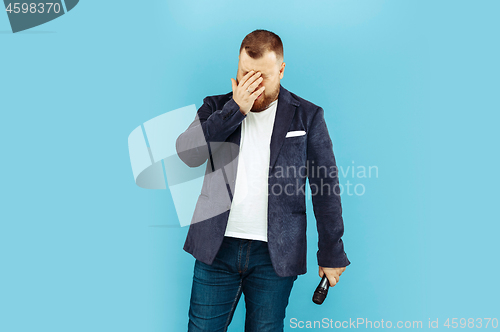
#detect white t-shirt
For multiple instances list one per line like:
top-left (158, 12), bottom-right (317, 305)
top-left (224, 99), bottom-right (278, 242)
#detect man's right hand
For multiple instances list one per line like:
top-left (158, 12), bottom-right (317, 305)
top-left (231, 71), bottom-right (266, 115)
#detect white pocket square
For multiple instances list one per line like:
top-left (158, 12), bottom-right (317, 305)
top-left (285, 130), bottom-right (306, 138)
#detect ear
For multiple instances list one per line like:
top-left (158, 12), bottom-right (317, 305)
top-left (279, 62), bottom-right (286, 80)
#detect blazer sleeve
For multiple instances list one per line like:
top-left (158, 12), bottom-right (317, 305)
top-left (176, 96), bottom-right (246, 168)
top-left (307, 106), bottom-right (351, 268)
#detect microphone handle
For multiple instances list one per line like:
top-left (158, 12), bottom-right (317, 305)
top-left (319, 275), bottom-right (330, 288)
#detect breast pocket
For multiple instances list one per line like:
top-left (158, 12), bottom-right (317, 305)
top-left (284, 133), bottom-right (307, 145)
top-left (281, 133), bottom-right (307, 164)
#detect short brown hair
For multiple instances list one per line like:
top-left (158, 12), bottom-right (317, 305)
top-left (239, 29), bottom-right (283, 61)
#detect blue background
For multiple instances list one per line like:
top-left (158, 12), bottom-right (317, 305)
top-left (1, 0), bottom-right (499, 331)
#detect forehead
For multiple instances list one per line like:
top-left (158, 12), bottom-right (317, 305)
top-left (239, 50), bottom-right (279, 74)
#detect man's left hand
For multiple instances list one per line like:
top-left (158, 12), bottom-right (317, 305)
top-left (319, 266), bottom-right (346, 287)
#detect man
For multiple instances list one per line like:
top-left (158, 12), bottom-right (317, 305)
top-left (176, 29), bottom-right (350, 332)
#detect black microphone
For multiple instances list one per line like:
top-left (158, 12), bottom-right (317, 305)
top-left (312, 275), bottom-right (330, 305)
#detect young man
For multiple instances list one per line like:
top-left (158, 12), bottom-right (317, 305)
top-left (176, 29), bottom-right (350, 332)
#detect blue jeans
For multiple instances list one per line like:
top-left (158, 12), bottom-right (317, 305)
top-left (187, 236), bottom-right (298, 332)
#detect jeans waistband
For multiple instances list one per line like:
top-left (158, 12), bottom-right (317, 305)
top-left (223, 236), bottom-right (267, 245)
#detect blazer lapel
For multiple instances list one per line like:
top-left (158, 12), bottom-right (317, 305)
top-left (269, 85), bottom-right (300, 172)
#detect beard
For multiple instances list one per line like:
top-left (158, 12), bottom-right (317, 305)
top-left (250, 83), bottom-right (280, 112)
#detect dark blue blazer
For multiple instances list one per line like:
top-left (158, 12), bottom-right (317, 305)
top-left (176, 85), bottom-right (350, 277)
